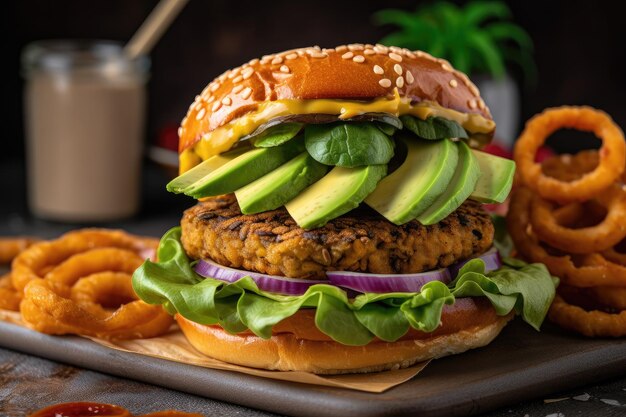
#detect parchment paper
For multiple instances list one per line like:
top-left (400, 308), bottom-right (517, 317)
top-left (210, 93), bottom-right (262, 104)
top-left (0, 309), bottom-right (428, 393)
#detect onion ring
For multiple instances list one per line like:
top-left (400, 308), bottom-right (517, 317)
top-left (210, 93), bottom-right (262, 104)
top-left (21, 277), bottom-right (172, 339)
top-left (541, 150), bottom-right (599, 182)
top-left (0, 273), bottom-right (21, 311)
top-left (514, 107), bottom-right (625, 203)
top-left (529, 184), bottom-right (626, 254)
top-left (13, 229), bottom-right (170, 339)
top-left (548, 294), bottom-right (626, 337)
top-left (602, 238), bottom-right (626, 266)
top-left (11, 229), bottom-right (157, 292)
top-left (507, 187), bottom-right (626, 287)
top-left (0, 237), bottom-right (40, 264)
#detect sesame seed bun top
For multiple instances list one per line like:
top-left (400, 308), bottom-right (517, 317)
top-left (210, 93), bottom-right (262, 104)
top-left (179, 44), bottom-right (493, 153)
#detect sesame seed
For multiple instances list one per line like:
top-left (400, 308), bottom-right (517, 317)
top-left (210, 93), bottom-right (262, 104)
top-left (342, 51), bottom-right (354, 60)
top-left (405, 71), bottom-right (414, 84)
top-left (396, 76), bottom-right (404, 88)
top-left (322, 48), bottom-right (334, 53)
top-left (271, 56), bottom-right (283, 65)
top-left (242, 68), bottom-right (254, 79)
top-left (310, 52), bottom-right (327, 58)
top-left (449, 79), bottom-right (458, 88)
top-left (177, 127), bottom-right (183, 137)
top-left (196, 108), bottom-right (206, 120)
top-left (232, 85), bottom-right (244, 94)
top-left (194, 102), bottom-right (203, 111)
top-left (403, 48), bottom-right (416, 58)
top-left (353, 55), bottom-right (365, 63)
top-left (373, 65), bottom-right (384, 75)
top-left (210, 83), bottom-right (220, 92)
top-left (441, 63), bottom-right (453, 72)
top-left (241, 87), bottom-right (252, 99)
top-left (212, 101), bottom-right (222, 112)
top-left (379, 78), bottom-right (392, 88)
top-left (227, 69), bottom-right (240, 79)
top-left (468, 99), bottom-right (477, 109)
top-left (206, 96), bottom-right (215, 103)
top-left (389, 46), bottom-right (403, 53)
top-left (389, 53), bottom-right (403, 62)
top-left (393, 64), bottom-right (403, 75)
top-left (222, 97), bottom-right (232, 106)
top-left (469, 83), bottom-right (480, 96)
top-left (297, 50), bottom-right (305, 56)
top-left (416, 51), bottom-right (425, 58)
top-left (280, 65), bottom-right (290, 73)
top-left (233, 75), bottom-right (243, 83)
top-left (375, 44), bottom-right (389, 51)
top-left (201, 86), bottom-right (210, 96)
top-left (364, 49), bottom-right (375, 55)
top-left (348, 44), bottom-right (364, 51)
top-left (335, 45), bottom-right (347, 52)
top-left (248, 58), bottom-right (259, 66)
top-left (286, 53), bottom-right (298, 60)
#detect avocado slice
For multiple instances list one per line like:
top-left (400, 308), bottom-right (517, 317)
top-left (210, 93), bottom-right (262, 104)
top-left (285, 164), bottom-right (387, 229)
top-left (166, 147), bottom-right (249, 193)
top-left (182, 138), bottom-right (305, 198)
top-left (235, 152), bottom-right (329, 214)
top-left (417, 141), bottom-right (480, 225)
top-left (470, 150), bottom-right (516, 203)
top-left (365, 137), bottom-right (459, 225)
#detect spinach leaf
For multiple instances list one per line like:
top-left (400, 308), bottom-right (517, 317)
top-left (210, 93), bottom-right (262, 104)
top-left (400, 115), bottom-right (469, 140)
top-left (253, 123), bottom-right (303, 147)
top-left (376, 122), bottom-right (397, 136)
top-left (304, 122), bottom-right (395, 167)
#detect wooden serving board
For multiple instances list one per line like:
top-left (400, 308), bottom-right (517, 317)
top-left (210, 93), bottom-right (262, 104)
top-left (1, 318), bottom-right (625, 417)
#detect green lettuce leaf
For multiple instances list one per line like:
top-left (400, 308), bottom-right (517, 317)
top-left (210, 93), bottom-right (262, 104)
top-left (132, 228), bottom-right (556, 346)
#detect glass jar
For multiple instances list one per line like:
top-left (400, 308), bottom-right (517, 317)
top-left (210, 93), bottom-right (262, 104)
top-left (22, 40), bottom-right (150, 222)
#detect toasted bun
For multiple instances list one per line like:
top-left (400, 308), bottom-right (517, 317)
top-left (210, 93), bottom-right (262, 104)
top-left (179, 44), bottom-right (493, 153)
top-left (177, 298), bottom-right (512, 374)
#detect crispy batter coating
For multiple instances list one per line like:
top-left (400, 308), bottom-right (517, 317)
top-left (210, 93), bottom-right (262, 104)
top-left (181, 195), bottom-right (494, 279)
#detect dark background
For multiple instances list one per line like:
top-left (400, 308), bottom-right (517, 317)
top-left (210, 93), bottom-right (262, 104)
top-left (4, 0), bottom-right (626, 160)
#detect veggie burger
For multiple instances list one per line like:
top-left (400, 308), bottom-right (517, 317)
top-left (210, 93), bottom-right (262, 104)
top-left (133, 44), bottom-right (556, 374)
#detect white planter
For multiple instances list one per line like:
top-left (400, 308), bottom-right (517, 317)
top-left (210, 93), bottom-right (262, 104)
top-left (475, 73), bottom-right (520, 149)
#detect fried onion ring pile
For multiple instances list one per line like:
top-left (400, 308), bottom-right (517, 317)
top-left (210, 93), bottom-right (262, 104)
top-left (508, 106), bottom-right (626, 337)
top-left (8, 229), bottom-right (173, 339)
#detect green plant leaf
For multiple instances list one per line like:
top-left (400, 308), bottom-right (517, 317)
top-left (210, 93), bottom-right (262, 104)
top-left (466, 31), bottom-right (506, 78)
top-left (304, 122), bottom-right (395, 167)
top-left (374, 9), bottom-right (420, 29)
top-left (463, 1), bottom-right (511, 27)
top-left (400, 116), bottom-right (468, 140)
top-left (485, 22), bottom-right (534, 52)
top-left (132, 228), bottom-right (557, 346)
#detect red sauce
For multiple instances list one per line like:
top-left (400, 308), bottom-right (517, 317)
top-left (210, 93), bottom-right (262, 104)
top-left (28, 402), bottom-right (203, 417)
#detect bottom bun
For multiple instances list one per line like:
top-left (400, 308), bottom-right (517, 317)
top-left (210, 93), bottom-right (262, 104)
top-left (176, 299), bottom-right (513, 374)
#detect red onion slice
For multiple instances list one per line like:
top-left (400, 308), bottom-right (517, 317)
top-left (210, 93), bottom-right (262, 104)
top-left (194, 247), bottom-right (502, 295)
top-left (194, 258), bottom-right (326, 295)
top-left (326, 268), bottom-right (452, 293)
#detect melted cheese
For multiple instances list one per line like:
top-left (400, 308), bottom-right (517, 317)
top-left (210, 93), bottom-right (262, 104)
top-left (180, 90), bottom-right (495, 173)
